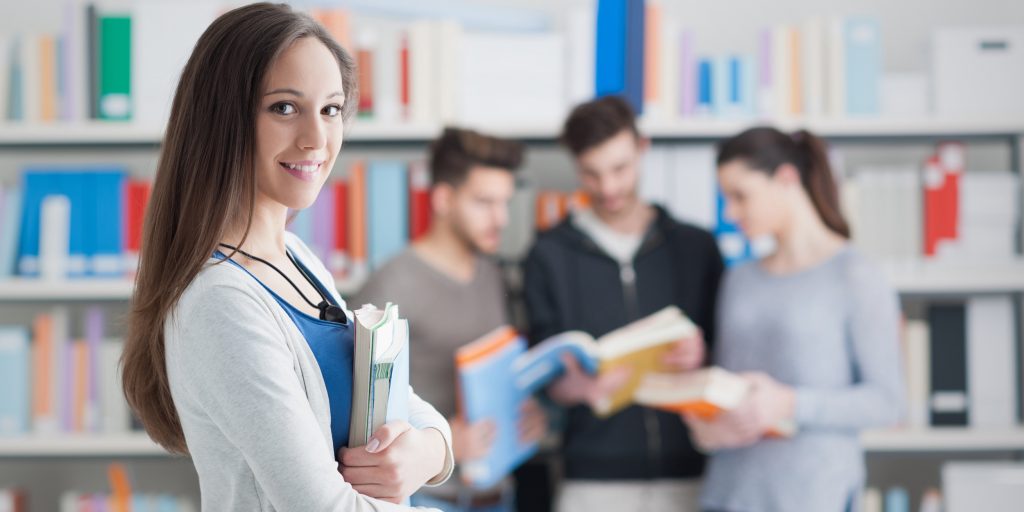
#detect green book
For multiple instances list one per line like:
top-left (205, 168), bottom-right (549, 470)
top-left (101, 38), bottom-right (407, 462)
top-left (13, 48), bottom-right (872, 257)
top-left (98, 15), bottom-right (131, 120)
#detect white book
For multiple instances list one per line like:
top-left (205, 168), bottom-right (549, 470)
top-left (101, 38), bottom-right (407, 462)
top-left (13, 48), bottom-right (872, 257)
top-left (371, 24), bottom-right (401, 124)
top-left (667, 145), bottom-right (717, 230)
top-left (458, 31), bottom-right (565, 127)
top-left (436, 20), bottom-right (462, 124)
top-left (639, 147), bottom-right (668, 207)
top-left (39, 194), bottom-right (71, 281)
top-left (0, 36), bottom-right (9, 120)
top-left (966, 296), bottom-right (1017, 428)
top-left (943, 462), bottom-right (1024, 512)
top-left (62, 0), bottom-right (89, 122)
top-left (100, 339), bottom-right (130, 433)
top-left (826, 17), bottom-right (846, 118)
top-left (21, 33), bottom-right (41, 123)
top-left (133, 1), bottom-right (220, 127)
top-left (801, 17), bottom-right (826, 118)
top-left (657, 18), bottom-right (680, 122)
top-left (408, 20), bottom-right (436, 124)
top-left (904, 319), bottom-right (931, 429)
top-left (564, 0), bottom-right (595, 106)
top-left (771, 25), bottom-right (793, 119)
top-left (862, 487), bottom-right (882, 512)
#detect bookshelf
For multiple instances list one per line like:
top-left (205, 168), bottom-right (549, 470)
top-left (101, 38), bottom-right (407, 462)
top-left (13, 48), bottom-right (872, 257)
top-left (0, 434), bottom-right (167, 458)
top-left (862, 428), bottom-right (1024, 453)
top-left (3, 117), bottom-right (1024, 147)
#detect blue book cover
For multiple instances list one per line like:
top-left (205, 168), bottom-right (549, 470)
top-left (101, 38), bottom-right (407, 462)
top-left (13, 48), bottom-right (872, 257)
top-left (594, 0), bottom-right (627, 98)
top-left (367, 161), bottom-right (408, 269)
top-left (623, 0), bottom-right (645, 114)
top-left (17, 171), bottom-right (57, 276)
top-left (0, 186), bottom-right (17, 278)
top-left (712, 56), bottom-right (730, 116)
top-left (844, 18), bottom-right (881, 116)
top-left (0, 326), bottom-right (30, 435)
top-left (714, 190), bottom-right (752, 266)
top-left (91, 170), bottom-right (127, 277)
top-left (66, 172), bottom-right (91, 277)
top-left (696, 58), bottom-right (713, 114)
top-left (885, 487), bottom-right (909, 512)
top-left (383, 323), bottom-right (409, 425)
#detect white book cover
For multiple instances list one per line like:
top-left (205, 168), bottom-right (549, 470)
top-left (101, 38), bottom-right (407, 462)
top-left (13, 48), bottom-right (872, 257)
top-left (408, 20), bottom-right (436, 124)
top-left (564, 0), bottom-right (595, 106)
top-left (133, 1), bottom-right (220, 127)
top-left (370, 23), bottom-right (401, 124)
top-left (657, 18), bottom-right (680, 122)
top-left (436, 20), bottom-right (462, 124)
top-left (801, 17), bottom-right (826, 118)
top-left (21, 33), bottom-right (41, 123)
top-left (639, 147), bottom-right (668, 207)
top-left (0, 36), bottom-right (9, 120)
top-left (966, 296), bottom-right (1016, 428)
top-left (667, 145), bottom-right (717, 230)
top-left (39, 194), bottom-right (71, 281)
top-left (904, 319), bottom-right (930, 429)
top-left (100, 339), bottom-right (130, 433)
top-left (62, 0), bottom-right (89, 122)
top-left (862, 487), bottom-right (882, 512)
top-left (771, 25), bottom-right (792, 119)
top-left (825, 17), bottom-right (846, 119)
top-left (458, 31), bottom-right (565, 127)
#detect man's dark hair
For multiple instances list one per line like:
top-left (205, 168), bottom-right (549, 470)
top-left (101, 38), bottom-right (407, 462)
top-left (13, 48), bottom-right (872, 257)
top-left (429, 127), bottom-right (525, 186)
top-left (560, 96), bottom-right (640, 156)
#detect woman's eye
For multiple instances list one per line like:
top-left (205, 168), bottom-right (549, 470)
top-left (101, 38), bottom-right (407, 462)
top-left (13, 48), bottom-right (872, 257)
top-left (271, 103), bottom-right (296, 115)
top-left (323, 104), bottom-right (342, 117)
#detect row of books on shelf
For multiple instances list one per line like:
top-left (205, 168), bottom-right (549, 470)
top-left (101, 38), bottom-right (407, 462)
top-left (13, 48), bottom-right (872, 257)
top-left (0, 307), bottom-right (132, 436)
top-left (864, 462), bottom-right (1024, 512)
top-left (863, 486), bottom-right (942, 512)
top-left (632, 140), bottom-right (1020, 267)
top-left (903, 295), bottom-right (1019, 430)
top-left (0, 464), bottom-right (194, 512)
top-left (8, 0), bottom-right (1011, 130)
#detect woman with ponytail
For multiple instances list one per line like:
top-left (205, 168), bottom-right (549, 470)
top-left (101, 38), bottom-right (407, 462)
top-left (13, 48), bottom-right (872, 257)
top-left (686, 127), bottom-right (904, 512)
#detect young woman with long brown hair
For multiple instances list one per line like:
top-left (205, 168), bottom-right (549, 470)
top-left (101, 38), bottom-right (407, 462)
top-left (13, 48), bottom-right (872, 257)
top-left (686, 127), bottom-right (904, 512)
top-left (121, 4), bottom-right (452, 510)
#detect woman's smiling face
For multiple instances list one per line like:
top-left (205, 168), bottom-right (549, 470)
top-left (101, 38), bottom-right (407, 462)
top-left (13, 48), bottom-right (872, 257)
top-left (254, 36), bottom-right (346, 211)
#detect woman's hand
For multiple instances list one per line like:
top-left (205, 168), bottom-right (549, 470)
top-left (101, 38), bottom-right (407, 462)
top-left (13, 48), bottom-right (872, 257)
top-left (548, 354), bottom-right (633, 410)
top-left (681, 372), bottom-right (796, 451)
top-left (660, 329), bottom-right (706, 372)
top-left (338, 421), bottom-right (447, 504)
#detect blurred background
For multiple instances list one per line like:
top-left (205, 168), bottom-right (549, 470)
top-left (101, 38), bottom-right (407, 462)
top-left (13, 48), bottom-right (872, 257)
top-left (0, 0), bottom-right (1023, 511)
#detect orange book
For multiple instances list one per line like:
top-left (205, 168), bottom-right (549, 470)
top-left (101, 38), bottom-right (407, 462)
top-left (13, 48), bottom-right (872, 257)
top-left (32, 314), bottom-right (53, 430)
top-left (108, 463), bottom-right (132, 512)
top-left (644, 2), bottom-right (662, 104)
top-left (789, 27), bottom-right (803, 116)
top-left (72, 340), bottom-right (88, 432)
top-left (312, 9), bottom-right (352, 51)
top-left (357, 47), bottom-right (374, 116)
top-left (347, 161), bottom-right (368, 277)
top-left (634, 368), bottom-right (797, 437)
top-left (39, 35), bottom-right (57, 122)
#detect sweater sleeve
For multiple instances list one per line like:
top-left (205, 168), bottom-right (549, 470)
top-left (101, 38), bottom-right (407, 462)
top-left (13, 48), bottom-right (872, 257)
top-left (407, 388), bottom-right (455, 486)
top-left (793, 258), bottom-right (906, 431)
top-left (170, 284), bottom-right (437, 512)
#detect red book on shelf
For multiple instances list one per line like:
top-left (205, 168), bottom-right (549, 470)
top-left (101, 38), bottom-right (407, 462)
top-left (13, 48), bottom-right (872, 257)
top-left (409, 161), bottom-right (431, 241)
top-left (357, 47), bottom-right (374, 116)
top-left (32, 313), bottom-right (54, 432)
top-left (400, 32), bottom-right (410, 120)
top-left (331, 179), bottom-right (349, 279)
top-left (923, 143), bottom-right (962, 257)
top-left (123, 179), bottom-right (151, 274)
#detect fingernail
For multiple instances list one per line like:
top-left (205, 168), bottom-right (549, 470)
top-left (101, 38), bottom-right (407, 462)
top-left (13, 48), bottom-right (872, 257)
top-left (366, 439), bottom-right (381, 453)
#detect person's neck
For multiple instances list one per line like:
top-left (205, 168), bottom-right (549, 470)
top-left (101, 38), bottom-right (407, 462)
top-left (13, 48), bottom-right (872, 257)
top-left (592, 197), bottom-right (653, 236)
top-left (220, 200), bottom-right (290, 261)
top-left (412, 222), bottom-right (478, 283)
top-left (765, 200), bottom-right (846, 274)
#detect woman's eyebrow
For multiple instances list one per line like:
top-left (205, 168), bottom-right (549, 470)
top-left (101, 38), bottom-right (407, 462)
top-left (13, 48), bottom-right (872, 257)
top-left (264, 88), bottom-right (344, 99)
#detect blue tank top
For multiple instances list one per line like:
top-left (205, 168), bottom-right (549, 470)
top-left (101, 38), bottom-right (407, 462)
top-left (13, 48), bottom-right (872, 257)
top-left (213, 250), bottom-right (354, 457)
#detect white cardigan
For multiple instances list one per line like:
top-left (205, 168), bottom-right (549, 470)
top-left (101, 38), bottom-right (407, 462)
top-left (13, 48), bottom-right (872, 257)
top-left (165, 232), bottom-right (453, 511)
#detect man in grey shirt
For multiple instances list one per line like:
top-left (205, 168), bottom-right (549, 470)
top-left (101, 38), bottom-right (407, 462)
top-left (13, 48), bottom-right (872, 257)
top-left (353, 127), bottom-right (547, 512)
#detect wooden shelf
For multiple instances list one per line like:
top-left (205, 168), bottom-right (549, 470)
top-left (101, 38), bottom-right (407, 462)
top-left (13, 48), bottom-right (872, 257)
top-left (2, 117), bottom-right (1023, 146)
top-left (0, 433), bottom-right (170, 457)
top-left (863, 428), bottom-right (1024, 452)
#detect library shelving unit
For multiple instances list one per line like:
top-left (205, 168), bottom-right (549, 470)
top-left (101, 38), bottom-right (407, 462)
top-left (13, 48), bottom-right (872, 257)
top-left (1, 116), bottom-right (1023, 508)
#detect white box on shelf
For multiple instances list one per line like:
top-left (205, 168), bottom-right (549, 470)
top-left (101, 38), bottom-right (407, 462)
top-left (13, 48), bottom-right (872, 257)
top-left (943, 462), bottom-right (1024, 512)
top-left (879, 72), bottom-right (930, 118)
top-left (933, 27), bottom-right (1024, 117)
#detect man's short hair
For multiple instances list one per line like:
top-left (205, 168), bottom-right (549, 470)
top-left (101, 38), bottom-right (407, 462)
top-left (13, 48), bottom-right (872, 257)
top-left (560, 96), bottom-right (640, 156)
top-left (429, 127), bottom-right (525, 186)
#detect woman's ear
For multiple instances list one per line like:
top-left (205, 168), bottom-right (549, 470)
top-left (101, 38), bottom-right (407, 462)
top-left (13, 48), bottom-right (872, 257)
top-left (773, 163), bottom-right (802, 187)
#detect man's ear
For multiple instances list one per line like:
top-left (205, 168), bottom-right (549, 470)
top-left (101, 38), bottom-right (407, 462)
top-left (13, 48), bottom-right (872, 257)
top-left (431, 182), bottom-right (454, 217)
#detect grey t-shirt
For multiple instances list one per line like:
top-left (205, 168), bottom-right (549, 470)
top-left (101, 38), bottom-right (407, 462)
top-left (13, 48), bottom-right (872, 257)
top-left (352, 247), bottom-right (509, 419)
top-left (701, 246), bottom-right (905, 512)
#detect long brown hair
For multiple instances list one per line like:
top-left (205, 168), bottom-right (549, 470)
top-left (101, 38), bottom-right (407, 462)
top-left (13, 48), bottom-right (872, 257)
top-left (716, 126), bottom-right (850, 238)
top-left (122, 2), bottom-right (358, 454)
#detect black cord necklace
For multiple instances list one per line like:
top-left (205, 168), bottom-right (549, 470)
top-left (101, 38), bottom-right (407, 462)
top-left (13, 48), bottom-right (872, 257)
top-left (218, 243), bottom-right (347, 324)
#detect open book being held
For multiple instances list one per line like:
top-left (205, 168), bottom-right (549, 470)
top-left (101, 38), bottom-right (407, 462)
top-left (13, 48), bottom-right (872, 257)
top-left (454, 305), bottom-right (699, 489)
top-left (348, 303), bottom-right (410, 448)
top-left (634, 367), bottom-right (797, 438)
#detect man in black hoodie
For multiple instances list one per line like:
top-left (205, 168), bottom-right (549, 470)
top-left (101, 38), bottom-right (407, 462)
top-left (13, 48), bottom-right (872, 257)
top-left (523, 96), bottom-right (724, 512)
